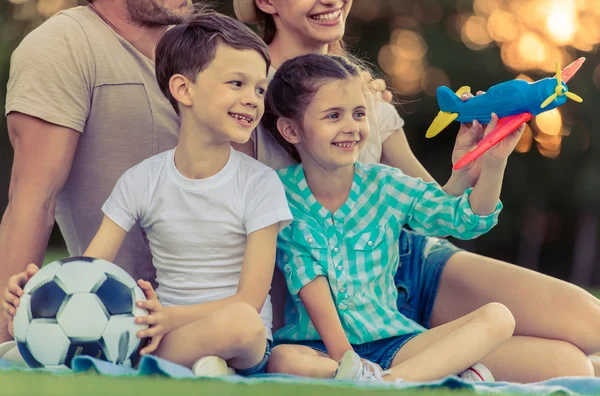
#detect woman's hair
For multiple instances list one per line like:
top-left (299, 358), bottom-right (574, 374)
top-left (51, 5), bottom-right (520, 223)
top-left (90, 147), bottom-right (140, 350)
top-left (256, 9), bottom-right (346, 56)
top-left (263, 54), bottom-right (364, 162)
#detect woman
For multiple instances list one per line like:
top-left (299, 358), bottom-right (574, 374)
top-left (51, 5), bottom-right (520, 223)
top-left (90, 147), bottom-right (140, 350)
top-left (232, 0), bottom-right (600, 382)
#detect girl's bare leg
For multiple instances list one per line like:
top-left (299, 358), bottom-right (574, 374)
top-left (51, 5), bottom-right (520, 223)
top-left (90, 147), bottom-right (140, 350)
top-left (386, 303), bottom-right (514, 382)
top-left (267, 344), bottom-right (337, 378)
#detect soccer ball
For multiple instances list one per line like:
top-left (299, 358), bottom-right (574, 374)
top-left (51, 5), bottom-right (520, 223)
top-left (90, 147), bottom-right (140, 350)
top-left (12, 256), bottom-right (149, 369)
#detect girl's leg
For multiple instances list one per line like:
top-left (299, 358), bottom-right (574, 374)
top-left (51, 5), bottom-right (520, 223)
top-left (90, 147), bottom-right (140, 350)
top-left (385, 303), bottom-right (514, 382)
top-left (480, 336), bottom-right (594, 382)
top-left (153, 302), bottom-right (266, 370)
top-left (267, 344), bottom-right (337, 378)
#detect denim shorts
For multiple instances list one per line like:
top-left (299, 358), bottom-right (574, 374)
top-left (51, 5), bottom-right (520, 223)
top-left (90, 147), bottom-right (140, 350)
top-left (281, 333), bottom-right (420, 371)
top-left (235, 340), bottom-right (272, 376)
top-left (394, 229), bottom-right (463, 328)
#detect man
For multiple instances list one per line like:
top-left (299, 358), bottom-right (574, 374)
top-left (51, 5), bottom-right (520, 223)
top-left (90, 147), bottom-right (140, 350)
top-left (0, 0), bottom-right (193, 344)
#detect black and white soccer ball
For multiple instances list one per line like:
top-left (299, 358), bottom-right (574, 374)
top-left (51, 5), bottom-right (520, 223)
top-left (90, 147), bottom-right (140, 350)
top-left (12, 256), bottom-right (149, 369)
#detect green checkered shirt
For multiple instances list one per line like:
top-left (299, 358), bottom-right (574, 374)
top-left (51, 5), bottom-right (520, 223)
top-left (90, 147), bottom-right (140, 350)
top-left (274, 162), bottom-right (502, 345)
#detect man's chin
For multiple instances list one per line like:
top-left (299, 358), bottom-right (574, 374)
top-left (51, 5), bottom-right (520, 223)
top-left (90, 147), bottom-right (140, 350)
top-left (126, 0), bottom-right (192, 27)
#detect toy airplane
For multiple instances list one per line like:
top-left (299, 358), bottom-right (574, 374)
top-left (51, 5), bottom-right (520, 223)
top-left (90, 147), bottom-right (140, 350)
top-left (426, 57), bottom-right (585, 170)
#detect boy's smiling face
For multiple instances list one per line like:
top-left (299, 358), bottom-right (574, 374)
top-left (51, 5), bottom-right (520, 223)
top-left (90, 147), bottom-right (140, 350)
top-left (186, 45), bottom-right (268, 145)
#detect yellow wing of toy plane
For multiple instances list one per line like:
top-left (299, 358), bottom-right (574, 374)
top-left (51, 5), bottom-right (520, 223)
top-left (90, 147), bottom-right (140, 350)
top-left (425, 86), bottom-right (471, 138)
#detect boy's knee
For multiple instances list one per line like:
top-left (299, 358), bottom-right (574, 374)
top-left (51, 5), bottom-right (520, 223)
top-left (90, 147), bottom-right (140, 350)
top-left (219, 302), bottom-right (265, 348)
top-left (479, 302), bottom-right (515, 340)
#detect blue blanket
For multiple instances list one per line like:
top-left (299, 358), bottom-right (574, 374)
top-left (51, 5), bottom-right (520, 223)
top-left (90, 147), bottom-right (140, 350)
top-left (2, 355), bottom-right (600, 395)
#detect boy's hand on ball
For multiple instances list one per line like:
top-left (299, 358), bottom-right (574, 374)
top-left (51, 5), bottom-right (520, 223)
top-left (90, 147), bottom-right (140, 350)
top-left (135, 279), bottom-right (173, 356)
top-left (2, 263), bottom-right (39, 321)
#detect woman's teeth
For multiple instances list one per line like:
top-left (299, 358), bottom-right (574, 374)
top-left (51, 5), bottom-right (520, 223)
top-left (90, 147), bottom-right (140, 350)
top-left (311, 10), bottom-right (341, 22)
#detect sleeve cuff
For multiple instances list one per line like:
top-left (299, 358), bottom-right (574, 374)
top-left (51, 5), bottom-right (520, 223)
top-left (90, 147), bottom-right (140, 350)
top-left (460, 188), bottom-right (503, 230)
top-left (246, 208), bottom-right (293, 235)
top-left (101, 202), bottom-right (135, 233)
top-left (283, 261), bottom-right (326, 297)
top-left (6, 101), bottom-right (86, 133)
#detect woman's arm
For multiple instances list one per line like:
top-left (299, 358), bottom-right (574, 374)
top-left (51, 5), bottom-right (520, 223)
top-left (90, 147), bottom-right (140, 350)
top-left (381, 126), bottom-right (483, 197)
top-left (381, 128), bottom-right (436, 183)
top-left (299, 276), bottom-right (353, 361)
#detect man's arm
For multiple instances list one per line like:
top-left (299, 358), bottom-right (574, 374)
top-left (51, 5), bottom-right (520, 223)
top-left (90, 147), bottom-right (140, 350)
top-left (0, 112), bottom-right (79, 341)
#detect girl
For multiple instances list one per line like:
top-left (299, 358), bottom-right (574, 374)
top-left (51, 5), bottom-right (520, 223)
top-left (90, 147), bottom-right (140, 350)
top-left (264, 53), bottom-right (518, 382)
top-left (233, 0), bottom-right (599, 381)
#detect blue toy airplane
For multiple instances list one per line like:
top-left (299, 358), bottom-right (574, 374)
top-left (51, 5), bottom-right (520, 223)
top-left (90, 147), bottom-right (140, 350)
top-left (426, 58), bottom-right (585, 169)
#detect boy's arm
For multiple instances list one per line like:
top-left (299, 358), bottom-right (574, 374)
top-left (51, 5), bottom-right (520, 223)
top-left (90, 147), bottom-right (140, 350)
top-left (165, 223), bottom-right (280, 329)
top-left (83, 215), bottom-right (128, 263)
top-left (299, 277), bottom-right (353, 361)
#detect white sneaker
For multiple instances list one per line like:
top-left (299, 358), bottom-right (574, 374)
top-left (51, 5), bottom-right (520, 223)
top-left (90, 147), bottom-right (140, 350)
top-left (458, 362), bottom-right (495, 382)
top-left (334, 350), bottom-right (385, 382)
top-left (0, 341), bottom-right (27, 368)
top-left (192, 355), bottom-right (235, 377)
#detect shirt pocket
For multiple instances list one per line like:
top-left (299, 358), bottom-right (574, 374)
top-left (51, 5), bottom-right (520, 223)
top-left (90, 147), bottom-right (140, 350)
top-left (291, 221), bottom-right (329, 250)
top-left (349, 227), bottom-right (387, 251)
top-left (346, 227), bottom-right (389, 281)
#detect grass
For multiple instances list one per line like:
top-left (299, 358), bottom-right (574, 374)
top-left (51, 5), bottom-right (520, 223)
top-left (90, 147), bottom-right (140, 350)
top-left (0, 371), bottom-right (479, 396)
top-left (6, 248), bottom-right (592, 395)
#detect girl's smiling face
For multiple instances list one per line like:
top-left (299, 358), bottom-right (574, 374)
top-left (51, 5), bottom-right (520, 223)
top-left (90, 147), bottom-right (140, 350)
top-left (296, 78), bottom-right (369, 171)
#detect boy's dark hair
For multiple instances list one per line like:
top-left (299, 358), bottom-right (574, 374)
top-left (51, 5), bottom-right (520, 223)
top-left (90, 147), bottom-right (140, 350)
top-left (263, 54), bottom-right (363, 163)
top-left (156, 8), bottom-right (271, 114)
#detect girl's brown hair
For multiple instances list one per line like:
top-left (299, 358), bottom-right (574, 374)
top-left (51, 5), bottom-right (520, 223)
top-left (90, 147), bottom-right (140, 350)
top-left (263, 54), bottom-right (363, 163)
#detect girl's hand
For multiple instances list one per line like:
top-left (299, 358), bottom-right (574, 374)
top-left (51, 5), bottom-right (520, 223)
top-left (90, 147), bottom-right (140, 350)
top-left (447, 119), bottom-right (485, 194)
top-left (479, 113), bottom-right (525, 168)
top-left (2, 263), bottom-right (39, 336)
top-left (446, 91), bottom-right (523, 193)
top-left (135, 279), bottom-right (174, 356)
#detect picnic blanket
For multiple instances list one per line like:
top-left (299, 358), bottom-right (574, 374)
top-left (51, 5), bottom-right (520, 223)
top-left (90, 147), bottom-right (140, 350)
top-left (2, 355), bottom-right (600, 395)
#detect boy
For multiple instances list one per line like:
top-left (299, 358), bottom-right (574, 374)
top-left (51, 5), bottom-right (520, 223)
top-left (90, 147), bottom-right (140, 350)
top-left (3, 10), bottom-right (292, 376)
